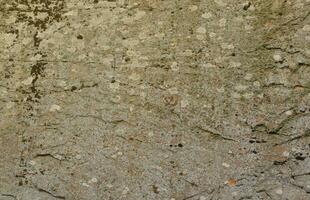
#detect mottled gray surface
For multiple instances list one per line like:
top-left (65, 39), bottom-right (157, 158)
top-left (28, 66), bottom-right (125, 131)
top-left (0, 0), bottom-right (310, 199)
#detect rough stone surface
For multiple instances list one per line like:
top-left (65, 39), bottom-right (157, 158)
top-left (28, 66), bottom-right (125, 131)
top-left (0, 0), bottom-right (310, 200)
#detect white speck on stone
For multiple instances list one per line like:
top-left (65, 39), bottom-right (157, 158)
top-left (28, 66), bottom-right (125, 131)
top-left (109, 82), bottom-right (120, 90)
top-left (215, 0), bottom-right (227, 7)
top-left (248, 5), bottom-right (255, 11)
top-left (168, 87), bottom-right (178, 94)
top-left (222, 162), bottom-right (230, 168)
top-left (122, 187), bottom-right (130, 195)
top-left (230, 61), bottom-right (241, 68)
top-left (181, 99), bottom-right (189, 108)
top-left (31, 53), bottom-right (43, 61)
top-left (204, 63), bottom-right (217, 68)
top-left (49, 104), bottom-right (61, 112)
top-left (57, 80), bottom-right (66, 87)
top-left (245, 24), bottom-right (253, 31)
top-left (235, 85), bottom-right (248, 91)
top-left (244, 73), bottom-right (253, 80)
top-left (221, 43), bottom-right (234, 50)
top-left (171, 62), bottom-right (179, 71)
top-left (257, 94), bottom-right (263, 99)
top-left (54, 154), bottom-right (63, 160)
top-left (5, 15), bottom-right (16, 24)
top-left (134, 11), bottom-right (146, 20)
top-left (232, 192), bottom-right (238, 196)
top-left (197, 27), bottom-right (207, 34)
top-left (29, 160), bottom-right (36, 165)
top-left (202, 12), bottom-right (212, 19)
top-left (217, 87), bottom-right (225, 93)
top-left (129, 106), bottom-right (134, 112)
top-left (122, 39), bottom-right (139, 47)
top-left (275, 188), bottom-right (283, 195)
top-left (199, 196), bottom-right (207, 200)
top-left (129, 72), bottom-right (140, 81)
top-left (219, 18), bottom-right (227, 27)
top-left (76, 155), bottom-right (82, 160)
top-left (6, 102), bottom-right (15, 109)
top-left (82, 182), bottom-right (90, 187)
top-left (209, 32), bottom-right (216, 38)
top-left (232, 92), bottom-right (241, 99)
top-left (196, 34), bottom-right (205, 40)
top-left (273, 54), bottom-right (282, 62)
top-left (283, 151), bottom-right (290, 157)
top-left (302, 25), bottom-right (310, 32)
top-left (285, 110), bottom-right (293, 116)
top-left (107, 184), bottom-right (113, 188)
top-left (91, 178), bottom-right (98, 183)
top-left (189, 5), bottom-right (198, 12)
top-left (243, 92), bottom-right (254, 99)
top-left (22, 76), bottom-right (35, 85)
top-left (184, 49), bottom-right (193, 56)
top-left (253, 81), bottom-right (261, 87)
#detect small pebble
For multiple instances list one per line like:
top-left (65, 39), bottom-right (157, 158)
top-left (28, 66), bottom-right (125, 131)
top-left (49, 104), bottom-right (61, 112)
top-left (82, 182), bottom-right (90, 187)
top-left (275, 188), bottom-right (283, 195)
top-left (197, 27), bottom-right (207, 34)
top-left (222, 162), bottom-right (230, 168)
top-left (202, 12), bottom-right (212, 19)
top-left (303, 25), bottom-right (310, 32)
top-left (170, 62), bottom-right (179, 71)
top-left (283, 151), bottom-right (290, 157)
top-left (122, 187), bottom-right (130, 195)
top-left (199, 196), bottom-right (207, 200)
top-left (22, 76), bottom-right (35, 85)
top-left (285, 110), bottom-right (293, 116)
top-left (244, 73), bottom-right (253, 81)
top-left (219, 18), bottom-right (227, 27)
top-left (273, 54), bottom-right (282, 62)
top-left (189, 5), bottom-right (198, 11)
top-left (6, 102), bottom-right (15, 109)
top-left (91, 177), bottom-right (98, 183)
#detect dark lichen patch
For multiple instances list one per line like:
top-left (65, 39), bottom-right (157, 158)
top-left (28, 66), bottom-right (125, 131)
top-left (151, 185), bottom-right (159, 194)
top-left (77, 34), bottom-right (84, 40)
top-left (9, 0), bottom-right (66, 107)
top-left (14, 0), bottom-right (66, 31)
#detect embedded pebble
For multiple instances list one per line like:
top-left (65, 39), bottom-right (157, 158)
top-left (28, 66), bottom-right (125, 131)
top-left (199, 196), bottom-right (207, 200)
top-left (90, 177), bottom-right (98, 183)
top-left (273, 54), bottom-right (283, 62)
top-left (197, 27), bottom-right (207, 34)
top-left (21, 76), bottom-right (35, 85)
top-left (189, 5), bottom-right (198, 12)
top-left (222, 162), bottom-right (230, 168)
top-left (202, 12), bottom-right (212, 19)
top-left (275, 188), bottom-right (283, 195)
top-left (49, 104), bottom-right (61, 112)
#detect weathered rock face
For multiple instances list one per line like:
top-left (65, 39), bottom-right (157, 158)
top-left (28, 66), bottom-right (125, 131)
top-left (0, 0), bottom-right (309, 199)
